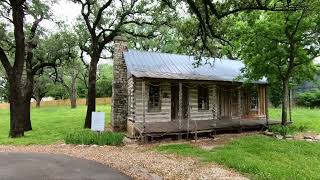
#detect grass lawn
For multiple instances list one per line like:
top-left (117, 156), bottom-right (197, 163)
top-left (269, 107), bottom-right (320, 132)
top-left (157, 108), bottom-right (320, 180)
top-left (157, 135), bottom-right (320, 180)
top-left (0, 105), bottom-right (110, 145)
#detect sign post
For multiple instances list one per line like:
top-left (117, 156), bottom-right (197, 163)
top-left (91, 112), bottom-right (105, 132)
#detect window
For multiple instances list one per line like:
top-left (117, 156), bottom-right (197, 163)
top-left (148, 83), bottom-right (160, 111)
top-left (198, 86), bottom-right (209, 110)
top-left (250, 90), bottom-right (258, 111)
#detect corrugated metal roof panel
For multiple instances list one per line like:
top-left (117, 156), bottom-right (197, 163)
top-left (123, 49), bottom-right (267, 84)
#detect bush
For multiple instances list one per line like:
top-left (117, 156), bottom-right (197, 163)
top-left (296, 91), bottom-right (320, 108)
top-left (269, 82), bottom-right (283, 108)
top-left (64, 129), bottom-right (124, 146)
top-left (268, 124), bottom-right (307, 136)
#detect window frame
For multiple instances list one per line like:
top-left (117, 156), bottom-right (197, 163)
top-left (198, 85), bottom-right (209, 111)
top-left (250, 90), bottom-right (259, 111)
top-left (148, 82), bottom-right (161, 112)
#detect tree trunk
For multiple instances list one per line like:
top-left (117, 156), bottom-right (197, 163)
top-left (23, 63), bottom-right (34, 131)
top-left (1, 0), bottom-right (26, 138)
top-left (70, 96), bottom-right (77, 109)
top-left (22, 79), bottom-right (33, 131)
top-left (70, 77), bottom-right (77, 109)
top-left (36, 97), bottom-right (41, 107)
top-left (8, 80), bottom-right (25, 138)
top-left (281, 79), bottom-right (289, 126)
top-left (84, 57), bottom-right (98, 128)
top-left (23, 99), bottom-right (32, 131)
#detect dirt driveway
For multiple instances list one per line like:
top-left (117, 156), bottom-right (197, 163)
top-left (0, 133), bottom-right (253, 180)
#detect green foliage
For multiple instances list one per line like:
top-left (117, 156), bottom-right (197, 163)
top-left (46, 83), bottom-right (69, 99)
top-left (64, 129), bottom-right (123, 146)
top-left (33, 74), bottom-right (53, 100)
top-left (33, 30), bottom-right (79, 66)
top-left (269, 82), bottom-right (283, 108)
top-left (267, 124), bottom-right (306, 136)
top-left (77, 81), bottom-right (88, 98)
top-left (296, 91), bottom-right (320, 108)
top-left (233, 9), bottom-right (318, 82)
top-left (269, 107), bottom-right (320, 133)
top-left (0, 77), bottom-right (9, 102)
top-left (96, 65), bottom-right (112, 97)
top-left (0, 105), bottom-right (110, 145)
top-left (230, 1), bottom-right (319, 123)
top-left (157, 135), bottom-right (320, 180)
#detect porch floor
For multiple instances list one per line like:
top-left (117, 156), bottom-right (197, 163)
top-left (134, 118), bottom-right (280, 136)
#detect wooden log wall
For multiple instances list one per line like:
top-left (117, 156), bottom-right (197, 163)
top-left (131, 78), bottom-right (267, 123)
top-left (134, 79), bottom-right (171, 123)
top-left (189, 84), bottom-right (218, 121)
top-left (258, 85), bottom-right (267, 116)
top-left (240, 85), bottom-right (267, 119)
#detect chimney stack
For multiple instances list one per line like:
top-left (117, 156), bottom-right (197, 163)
top-left (111, 36), bottom-right (128, 131)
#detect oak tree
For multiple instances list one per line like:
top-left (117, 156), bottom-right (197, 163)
top-left (232, 0), bottom-right (319, 125)
top-left (72, 0), bottom-right (170, 128)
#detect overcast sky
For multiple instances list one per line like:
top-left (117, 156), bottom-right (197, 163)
top-left (41, 0), bottom-right (81, 31)
top-left (41, 0), bottom-right (113, 64)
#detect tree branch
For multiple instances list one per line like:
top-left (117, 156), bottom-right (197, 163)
top-left (0, 46), bottom-right (13, 74)
top-left (32, 62), bottom-right (56, 75)
top-left (92, 0), bottom-right (112, 30)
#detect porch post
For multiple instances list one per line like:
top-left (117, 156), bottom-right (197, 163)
top-left (142, 79), bottom-right (146, 133)
top-left (238, 87), bottom-right (242, 129)
top-left (265, 85), bottom-right (269, 125)
top-left (212, 84), bottom-right (218, 128)
top-left (179, 82), bottom-right (182, 130)
top-left (238, 87), bottom-right (242, 118)
top-left (289, 88), bottom-right (292, 122)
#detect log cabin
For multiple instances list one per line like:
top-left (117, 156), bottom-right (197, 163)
top-left (111, 36), bottom-right (273, 138)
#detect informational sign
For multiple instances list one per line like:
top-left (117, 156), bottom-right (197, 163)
top-left (91, 112), bottom-right (105, 132)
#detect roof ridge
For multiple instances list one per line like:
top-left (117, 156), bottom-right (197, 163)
top-left (127, 49), bottom-right (240, 62)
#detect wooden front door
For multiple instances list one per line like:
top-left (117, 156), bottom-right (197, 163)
top-left (171, 83), bottom-right (189, 120)
top-left (171, 84), bottom-right (179, 120)
top-left (219, 87), bottom-right (239, 119)
top-left (182, 84), bottom-right (189, 119)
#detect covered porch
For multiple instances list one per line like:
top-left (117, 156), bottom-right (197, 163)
top-left (133, 118), bottom-right (281, 137)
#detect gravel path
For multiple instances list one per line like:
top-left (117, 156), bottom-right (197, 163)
top-left (0, 144), bottom-right (248, 180)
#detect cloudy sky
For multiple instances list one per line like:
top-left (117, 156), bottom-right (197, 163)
top-left (41, 0), bottom-right (81, 31)
top-left (41, 0), bottom-right (113, 64)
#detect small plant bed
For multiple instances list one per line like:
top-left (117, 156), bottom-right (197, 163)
top-left (265, 124), bottom-right (306, 137)
top-left (269, 108), bottom-right (320, 133)
top-left (64, 129), bottom-right (124, 146)
top-left (264, 124), bottom-right (320, 142)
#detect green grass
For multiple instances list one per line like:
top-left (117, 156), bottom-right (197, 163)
top-left (157, 135), bottom-right (320, 180)
top-left (269, 107), bottom-right (320, 132)
top-left (0, 105), bottom-right (111, 145)
top-left (64, 129), bottom-right (123, 146)
top-left (157, 108), bottom-right (320, 179)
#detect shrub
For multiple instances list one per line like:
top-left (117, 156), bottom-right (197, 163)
top-left (268, 124), bottom-right (307, 136)
top-left (296, 91), bottom-right (320, 108)
top-left (64, 129), bottom-right (124, 146)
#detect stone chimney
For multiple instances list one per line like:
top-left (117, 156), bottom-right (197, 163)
top-left (111, 36), bottom-right (128, 132)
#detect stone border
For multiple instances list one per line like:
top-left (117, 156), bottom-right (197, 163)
top-left (263, 131), bottom-right (320, 142)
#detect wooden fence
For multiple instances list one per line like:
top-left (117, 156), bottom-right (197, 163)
top-left (0, 97), bottom-right (111, 109)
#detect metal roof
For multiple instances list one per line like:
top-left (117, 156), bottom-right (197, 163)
top-left (123, 49), bottom-right (267, 84)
